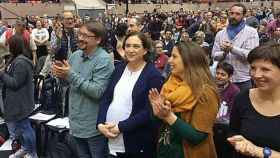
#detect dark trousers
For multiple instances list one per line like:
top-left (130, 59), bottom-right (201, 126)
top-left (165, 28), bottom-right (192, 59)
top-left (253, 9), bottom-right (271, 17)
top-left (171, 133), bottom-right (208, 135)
top-left (72, 134), bottom-right (107, 158)
top-left (36, 45), bottom-right (48, 60)
top-left (214, 123), bottom-right (234, 158)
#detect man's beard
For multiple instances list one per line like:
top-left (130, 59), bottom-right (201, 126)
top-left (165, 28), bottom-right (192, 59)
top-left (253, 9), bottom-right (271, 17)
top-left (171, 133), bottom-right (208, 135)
top-left (228, 18), bottom-right (242, 26)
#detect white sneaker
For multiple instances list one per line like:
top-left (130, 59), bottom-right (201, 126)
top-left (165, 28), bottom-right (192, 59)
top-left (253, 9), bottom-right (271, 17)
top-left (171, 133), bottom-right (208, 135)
top-left (9, 149), bottom-right (27, 158)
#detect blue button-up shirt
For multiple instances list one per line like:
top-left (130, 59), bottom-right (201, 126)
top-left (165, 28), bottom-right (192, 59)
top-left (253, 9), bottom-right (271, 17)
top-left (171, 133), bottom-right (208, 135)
top-left (67, 47), bottom-right (114, 138)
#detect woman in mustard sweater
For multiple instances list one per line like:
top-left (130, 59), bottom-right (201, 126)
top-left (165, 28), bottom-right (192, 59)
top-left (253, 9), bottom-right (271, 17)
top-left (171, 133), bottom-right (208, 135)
top-left (149, 41), bottom-right (219, 158)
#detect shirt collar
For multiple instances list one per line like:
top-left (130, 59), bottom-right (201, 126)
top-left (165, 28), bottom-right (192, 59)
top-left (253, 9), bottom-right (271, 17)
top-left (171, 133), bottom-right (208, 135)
top-left (80, 46), bottom-right (100, 61)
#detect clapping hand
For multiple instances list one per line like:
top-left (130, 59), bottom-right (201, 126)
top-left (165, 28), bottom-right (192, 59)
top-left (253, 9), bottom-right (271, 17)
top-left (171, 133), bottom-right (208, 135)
top-left (228, 135), bottom-right (259, 157)
top-left (52, 60), bottom-right (71, 79)
top-left (220, 41), bottom-right (233, 53)
top-left (148, 88), bottom-right (172, 120)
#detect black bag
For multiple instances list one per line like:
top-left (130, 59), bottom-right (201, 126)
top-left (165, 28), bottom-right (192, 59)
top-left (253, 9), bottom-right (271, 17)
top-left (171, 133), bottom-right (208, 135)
top-left (39, 76), bottom-right (63, 115)
top-left (46, 131), bottom-right (78, 158)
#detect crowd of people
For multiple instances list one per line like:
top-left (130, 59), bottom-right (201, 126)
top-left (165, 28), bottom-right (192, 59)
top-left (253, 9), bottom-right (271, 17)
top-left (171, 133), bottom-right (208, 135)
top-left (0, 0), bottom-right (60, 3)
top-left (0, 2), bottom-right (279, 158)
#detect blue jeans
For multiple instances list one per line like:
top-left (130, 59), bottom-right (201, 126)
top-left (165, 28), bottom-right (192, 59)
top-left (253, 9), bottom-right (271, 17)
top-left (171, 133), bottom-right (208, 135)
top-left (6, 118), bottom-right (37, 154)
top-left (72, 134), bottom-right (107, 158)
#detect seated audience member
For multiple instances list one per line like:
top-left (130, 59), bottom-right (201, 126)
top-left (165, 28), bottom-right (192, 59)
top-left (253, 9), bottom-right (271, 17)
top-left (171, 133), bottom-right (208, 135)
top-left (154, 40), bottom-right (169, 73)
top-left (214, 62), bottom-right (240, 158)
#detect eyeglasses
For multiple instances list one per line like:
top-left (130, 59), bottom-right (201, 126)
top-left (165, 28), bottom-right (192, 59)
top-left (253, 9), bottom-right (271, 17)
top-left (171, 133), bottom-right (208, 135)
top-left (156, 46), bottom-right (163, 48)
top-left (78, 32), bottom-right (96, 39)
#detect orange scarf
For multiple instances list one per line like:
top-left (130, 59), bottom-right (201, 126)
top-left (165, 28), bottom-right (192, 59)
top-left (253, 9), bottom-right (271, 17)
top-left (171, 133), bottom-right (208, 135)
top-left (161, 75), bottom-right (197, 117)
top-left (161, 75), bottom-right (219, 158)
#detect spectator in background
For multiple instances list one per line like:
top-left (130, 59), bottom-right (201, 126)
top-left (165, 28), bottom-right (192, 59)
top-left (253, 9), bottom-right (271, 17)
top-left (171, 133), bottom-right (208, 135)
top-left (216, 13), bottom-right (228, 31)
top-left (154, 40), bottom-right (168, 73)
top-left (149, 16), bottom-right (163, 40)
top-left (50, 19), bottom-right (62, 42)
top-left (50, 11), bottom-right (78, 60)
top-left (267, 11), bottom-right (280, 37)
top-left (127, 16), bottom-right (143, 34)
top-left (42, 15), bottom-right (53, 41)
top-left (214, 62), bottom-right (240, 158)
top-left (31, 20), bottom-right (49, 60)
top-left (193, 31), bottom-right (209, 48)
top-left (245, 9), bottom-right (260, 29)
top-left (271, 27), bottom-right (280, 43)
top-left (199, 11), bottom-right (216, 47)
top-left (0, 19), bottom-right (7, 119)
top-left (162, 29), bottom-right (175, 57)
top-left (0, 20), bottom-right (8, 57)
top-left (179, 30), bottom-right (191, 43)
top-left (26, 15), bottom-right (36, 29)
top-left (0, 20), bottom-right (7, 36)
top-left (175, 15), bottom-right (185, 30)
top-left (212, 3), bottom-right (259, 91)
top-left (173, 26), bottom-right (181, 42)
top-left (0, 19), bottom-right (37, 65)
top-left (193, 31), bottom-right (211, 62)
top-left (258, 23), bottom-right (270, 45)
top-left (112, 23), bottom-right (128, 61)
top-left (39, 42), bottom-right (52, 77)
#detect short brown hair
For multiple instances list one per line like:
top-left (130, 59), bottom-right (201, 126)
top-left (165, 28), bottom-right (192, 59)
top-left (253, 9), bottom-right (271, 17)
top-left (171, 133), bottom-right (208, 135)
top-left (123, 32), bottom-right (152, 62)
top-left (230, 3), bottom-right (247, 15)
top-left (15, 18), bottom-right (26, 27)
top-left (247, 41), bottom-right (280, 68)
top-left (82, 21), bottom-right (106, 44)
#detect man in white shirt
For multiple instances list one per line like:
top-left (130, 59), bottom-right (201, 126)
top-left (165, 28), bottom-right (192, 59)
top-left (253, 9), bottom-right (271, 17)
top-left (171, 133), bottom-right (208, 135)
top-left (0, 19), bottom-right (37, 65)
top-left (212, 3), bottom-right (259, 91)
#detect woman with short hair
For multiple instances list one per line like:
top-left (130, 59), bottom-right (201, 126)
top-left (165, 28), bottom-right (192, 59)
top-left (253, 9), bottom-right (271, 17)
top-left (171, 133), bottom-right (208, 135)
top-left (97, 32), bottom-right (163, 158)
top-left (228, 42), bottom-right (280, 158)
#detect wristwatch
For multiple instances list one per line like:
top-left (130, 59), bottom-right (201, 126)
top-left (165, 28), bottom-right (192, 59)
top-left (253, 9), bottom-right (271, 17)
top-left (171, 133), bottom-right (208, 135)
top-left (263, 147), bottom-right (272, 158)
